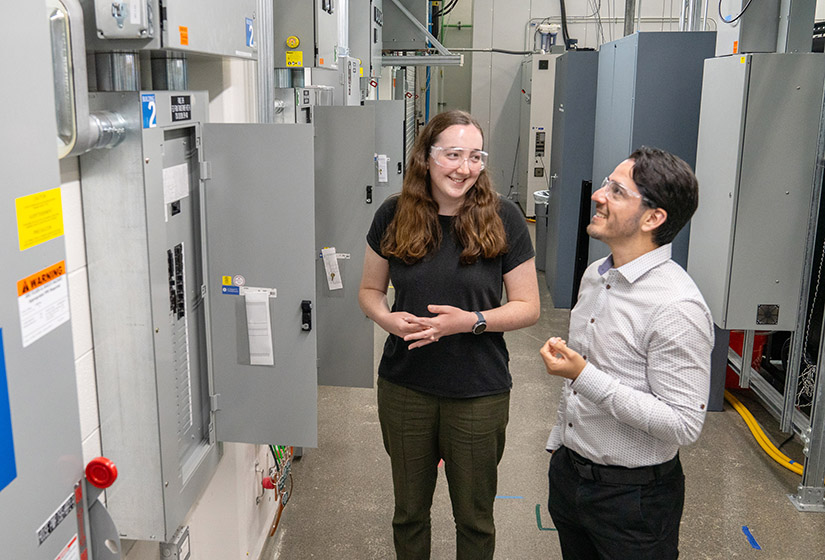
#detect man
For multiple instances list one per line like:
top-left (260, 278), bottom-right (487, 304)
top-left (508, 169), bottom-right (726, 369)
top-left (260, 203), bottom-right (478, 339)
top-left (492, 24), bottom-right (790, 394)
top-left (540, 146), bottom-right (714, 559)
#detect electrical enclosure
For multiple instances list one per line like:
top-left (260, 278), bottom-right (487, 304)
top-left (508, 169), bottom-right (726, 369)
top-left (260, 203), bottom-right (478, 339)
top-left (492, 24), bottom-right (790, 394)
top-left (589, 31), bottom-right (716, 267)
top-left (272, 0), bottom-right (339, 69)
top-left (0, 3), bottom-right (95, 557)
top-left (516, 53), bottom-right (562, 217)
top-left (546, 50), bottom-right (599, 309)
top-left (688, 54), bottom-right (825, 331)
top-left (350, 0), bottom-right (384, 79)
top-left (83, 0), bottom-right (257, 58)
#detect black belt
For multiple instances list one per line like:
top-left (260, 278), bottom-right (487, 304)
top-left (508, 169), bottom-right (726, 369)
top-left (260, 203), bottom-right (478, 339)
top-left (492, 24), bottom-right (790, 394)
top-left (564, 446), bottom-right (679, 485)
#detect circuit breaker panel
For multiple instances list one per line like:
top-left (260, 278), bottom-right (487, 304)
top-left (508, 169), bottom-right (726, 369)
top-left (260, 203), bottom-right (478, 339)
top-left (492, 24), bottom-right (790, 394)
top-left (80, 91), bottom-right (220, 541)
top-left (80, 92), bottom-right (323, 540)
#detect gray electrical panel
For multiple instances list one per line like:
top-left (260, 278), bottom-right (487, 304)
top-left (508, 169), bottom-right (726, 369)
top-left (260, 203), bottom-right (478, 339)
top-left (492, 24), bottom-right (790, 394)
top-left (82, 0), bottom-right (257, 58)
top-left (546, 50), bottom-right (599, 309)
top-left (272, 0), bottom-right (339, 69)
top-left (688, 54), bottom-right (825, 331)
top-left (0, 3), bottom-right (95, 558)
top-left (80, 92), bottom-right (379, 538)
top-left (590, 31), bottom-right (716, 267)
top-left (368, 99), bottom-right (406, 207)
top-left (80, 91), bottom-right (221, 541)
top-left (314, 106), bottom-right (378, 388)
top-left (350, 0), bottom-right (384, 79)
top-left (161, 0), bottom-right (257, 58)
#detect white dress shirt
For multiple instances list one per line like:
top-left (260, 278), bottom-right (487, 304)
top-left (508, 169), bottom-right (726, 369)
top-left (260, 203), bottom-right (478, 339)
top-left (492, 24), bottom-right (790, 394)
top-left (546, 244), bottom-right (714, 468)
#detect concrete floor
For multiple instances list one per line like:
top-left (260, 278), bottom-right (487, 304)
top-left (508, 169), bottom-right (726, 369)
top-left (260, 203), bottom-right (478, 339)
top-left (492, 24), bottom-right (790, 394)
top-left (260, 271), bottom-right (825, 559)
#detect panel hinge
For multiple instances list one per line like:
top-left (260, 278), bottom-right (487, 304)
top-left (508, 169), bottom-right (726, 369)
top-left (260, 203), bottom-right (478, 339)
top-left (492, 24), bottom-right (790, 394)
top-left (210, 393), bottom-right (220, 412)
top-left (201, 161), bottom-right (211, 181)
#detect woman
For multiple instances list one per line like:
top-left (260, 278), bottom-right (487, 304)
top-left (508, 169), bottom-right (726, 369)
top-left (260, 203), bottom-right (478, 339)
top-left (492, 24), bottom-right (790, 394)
top-left (358, 110), bottom-right (540, 559)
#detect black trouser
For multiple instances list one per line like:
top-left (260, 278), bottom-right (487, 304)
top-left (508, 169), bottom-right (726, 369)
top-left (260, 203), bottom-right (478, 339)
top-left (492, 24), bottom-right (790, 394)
top-left (547, 446), bottom-right (685, 560)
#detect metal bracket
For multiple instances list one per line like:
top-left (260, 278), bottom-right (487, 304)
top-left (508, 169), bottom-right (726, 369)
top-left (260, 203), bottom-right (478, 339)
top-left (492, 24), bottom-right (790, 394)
top-left (200, 161), bottom-right (211, 181)
top-left (789, 486), bottom-right (825, 512)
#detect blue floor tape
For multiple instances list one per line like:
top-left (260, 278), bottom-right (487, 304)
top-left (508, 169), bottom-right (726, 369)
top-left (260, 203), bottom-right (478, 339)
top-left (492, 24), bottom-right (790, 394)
top-left (742, 526), bottom-right (762, 550)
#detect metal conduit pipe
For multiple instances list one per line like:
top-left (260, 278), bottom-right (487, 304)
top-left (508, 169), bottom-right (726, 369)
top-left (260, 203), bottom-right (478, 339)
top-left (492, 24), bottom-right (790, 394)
top-left (95, 51), bottom-right (140, 91)
top-left (151, 52), bottom-right (188, 91)
top-left (50, 0), bottom-right (126, 158)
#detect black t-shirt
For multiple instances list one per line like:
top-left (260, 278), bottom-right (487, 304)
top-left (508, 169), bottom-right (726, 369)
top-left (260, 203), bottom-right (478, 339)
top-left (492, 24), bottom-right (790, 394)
top-left (366, 195), bottom-right (535, 398)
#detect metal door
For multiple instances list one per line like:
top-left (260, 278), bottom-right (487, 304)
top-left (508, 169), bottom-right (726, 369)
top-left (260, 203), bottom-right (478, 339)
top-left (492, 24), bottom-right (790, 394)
top-left (368, 99), bottom-right (406, 206)
top-left (202, 124), bottom-right (318, 447)
top-left (0, 3), bottom-right (91, 558)
top-left (314, 106), bottom-right (377, 388)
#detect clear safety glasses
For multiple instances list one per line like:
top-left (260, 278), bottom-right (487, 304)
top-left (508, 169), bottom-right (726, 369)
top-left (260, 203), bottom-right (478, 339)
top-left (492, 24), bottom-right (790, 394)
top-left (598, 177), bottom-right (650, 204)
top-left (430, 146), bottom-right (488, 171)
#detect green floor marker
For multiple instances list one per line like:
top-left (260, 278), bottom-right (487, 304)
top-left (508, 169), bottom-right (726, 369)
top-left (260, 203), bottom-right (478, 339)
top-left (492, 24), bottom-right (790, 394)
top-left (535, 504), bottom-right (557, 531)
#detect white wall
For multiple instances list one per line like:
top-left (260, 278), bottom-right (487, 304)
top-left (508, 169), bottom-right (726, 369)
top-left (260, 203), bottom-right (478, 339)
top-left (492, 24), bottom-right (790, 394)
top-left (62, 57), bottom-right (281, 560)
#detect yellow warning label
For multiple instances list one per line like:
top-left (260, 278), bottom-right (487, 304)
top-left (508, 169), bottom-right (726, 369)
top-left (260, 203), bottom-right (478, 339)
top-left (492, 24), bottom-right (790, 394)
top-left (286, 51), bottom-right (304, 67)
top-left (740, 56), bottom-right (746, 64)
top-left (222, 276), bottom-right (233, 286)
top-left (15, 188), bottom-right (64, 251)
top-left (17, 261), bottom-right (66, 297)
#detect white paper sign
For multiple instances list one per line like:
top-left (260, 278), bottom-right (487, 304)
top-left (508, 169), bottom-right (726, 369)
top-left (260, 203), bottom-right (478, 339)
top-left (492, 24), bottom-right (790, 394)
top-left (163, 163), bottom-right (190, 205)
top-left (244, 288), bottom-right (275, 366)
top-left (322, 247), bottom-right (343, 291)
top-left (377, 154), bottom-right (389, 183)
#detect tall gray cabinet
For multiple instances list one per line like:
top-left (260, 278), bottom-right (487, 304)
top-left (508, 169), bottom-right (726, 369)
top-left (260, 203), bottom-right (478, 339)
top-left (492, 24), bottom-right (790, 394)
top-left (545, 50), bottom-right (599, 308)
top-left (589, 31), bottom-right (716, 267)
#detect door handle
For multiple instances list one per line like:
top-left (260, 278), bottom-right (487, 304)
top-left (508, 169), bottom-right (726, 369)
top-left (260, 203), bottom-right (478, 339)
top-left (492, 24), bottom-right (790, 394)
top-left (301, 300), bottom-right (312, 331)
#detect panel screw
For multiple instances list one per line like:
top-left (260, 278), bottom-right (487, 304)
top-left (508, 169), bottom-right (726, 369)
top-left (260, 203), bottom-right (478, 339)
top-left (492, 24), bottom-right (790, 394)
top-left (145, 158), bottom-right (150, 164)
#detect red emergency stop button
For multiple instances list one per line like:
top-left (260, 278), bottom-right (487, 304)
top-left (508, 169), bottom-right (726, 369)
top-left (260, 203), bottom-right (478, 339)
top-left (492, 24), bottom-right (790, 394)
top-left (86, 457), bottom-right (118, 489)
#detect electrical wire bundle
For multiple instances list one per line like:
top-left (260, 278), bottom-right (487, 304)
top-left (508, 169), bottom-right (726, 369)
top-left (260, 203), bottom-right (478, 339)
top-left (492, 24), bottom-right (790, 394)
top-left (263, 445), bottom-right (295, 536)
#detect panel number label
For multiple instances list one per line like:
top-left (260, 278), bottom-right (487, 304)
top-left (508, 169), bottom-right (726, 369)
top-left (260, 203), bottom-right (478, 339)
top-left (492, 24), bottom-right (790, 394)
top-left (141, 93), bottom-right (157, 129)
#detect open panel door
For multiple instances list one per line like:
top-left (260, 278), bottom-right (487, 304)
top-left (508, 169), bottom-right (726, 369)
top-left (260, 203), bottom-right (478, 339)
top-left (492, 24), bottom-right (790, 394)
top-left (202, 124), bottom-right (318, 447)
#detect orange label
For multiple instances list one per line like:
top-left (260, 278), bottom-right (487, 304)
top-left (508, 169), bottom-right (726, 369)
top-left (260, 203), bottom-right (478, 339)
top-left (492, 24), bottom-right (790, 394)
top-left (319, 57), bottom-right (324, 65)
top-left (17, 261), bottom-right (66, 297)
top-left (733, 40), bottom-right (738, 54)
top-left (179, 26), bottom-right (189, 46)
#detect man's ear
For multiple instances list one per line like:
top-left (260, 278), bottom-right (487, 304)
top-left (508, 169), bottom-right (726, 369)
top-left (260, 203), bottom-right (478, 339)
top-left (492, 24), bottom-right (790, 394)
top-left (641, 207), bottom-right (667, 234)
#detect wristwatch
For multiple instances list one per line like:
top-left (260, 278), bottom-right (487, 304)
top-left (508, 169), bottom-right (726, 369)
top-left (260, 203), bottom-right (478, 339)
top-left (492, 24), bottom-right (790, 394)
top-left (471, 311), bottom-right (487, 335)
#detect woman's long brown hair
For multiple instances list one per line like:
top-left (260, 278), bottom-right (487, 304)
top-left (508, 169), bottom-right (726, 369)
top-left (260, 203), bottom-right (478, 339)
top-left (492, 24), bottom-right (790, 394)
top-left (380, 110), bottom-right (508, 264)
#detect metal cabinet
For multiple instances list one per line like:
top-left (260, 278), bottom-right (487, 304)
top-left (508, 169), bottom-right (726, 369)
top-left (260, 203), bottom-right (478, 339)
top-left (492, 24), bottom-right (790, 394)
top-left (688, 54), bottom-right (825, 331)
top-left (314, 106), bottom-right (377, 388)
top-left (546, 50), bottom-right (599, 309)
top-left (589, 31), bottom-right (716, 267)
top-left (1, 3), bottom-right (99, 558)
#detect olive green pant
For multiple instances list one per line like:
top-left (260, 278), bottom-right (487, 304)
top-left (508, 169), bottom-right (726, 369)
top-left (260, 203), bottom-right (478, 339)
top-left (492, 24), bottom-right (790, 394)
top-left (378, 377), bottom-right (510, 560)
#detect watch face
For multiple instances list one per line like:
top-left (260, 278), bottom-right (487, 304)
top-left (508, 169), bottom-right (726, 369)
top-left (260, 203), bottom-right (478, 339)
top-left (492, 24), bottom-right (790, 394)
top-left (473, 321), bottom-right (487, 335)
